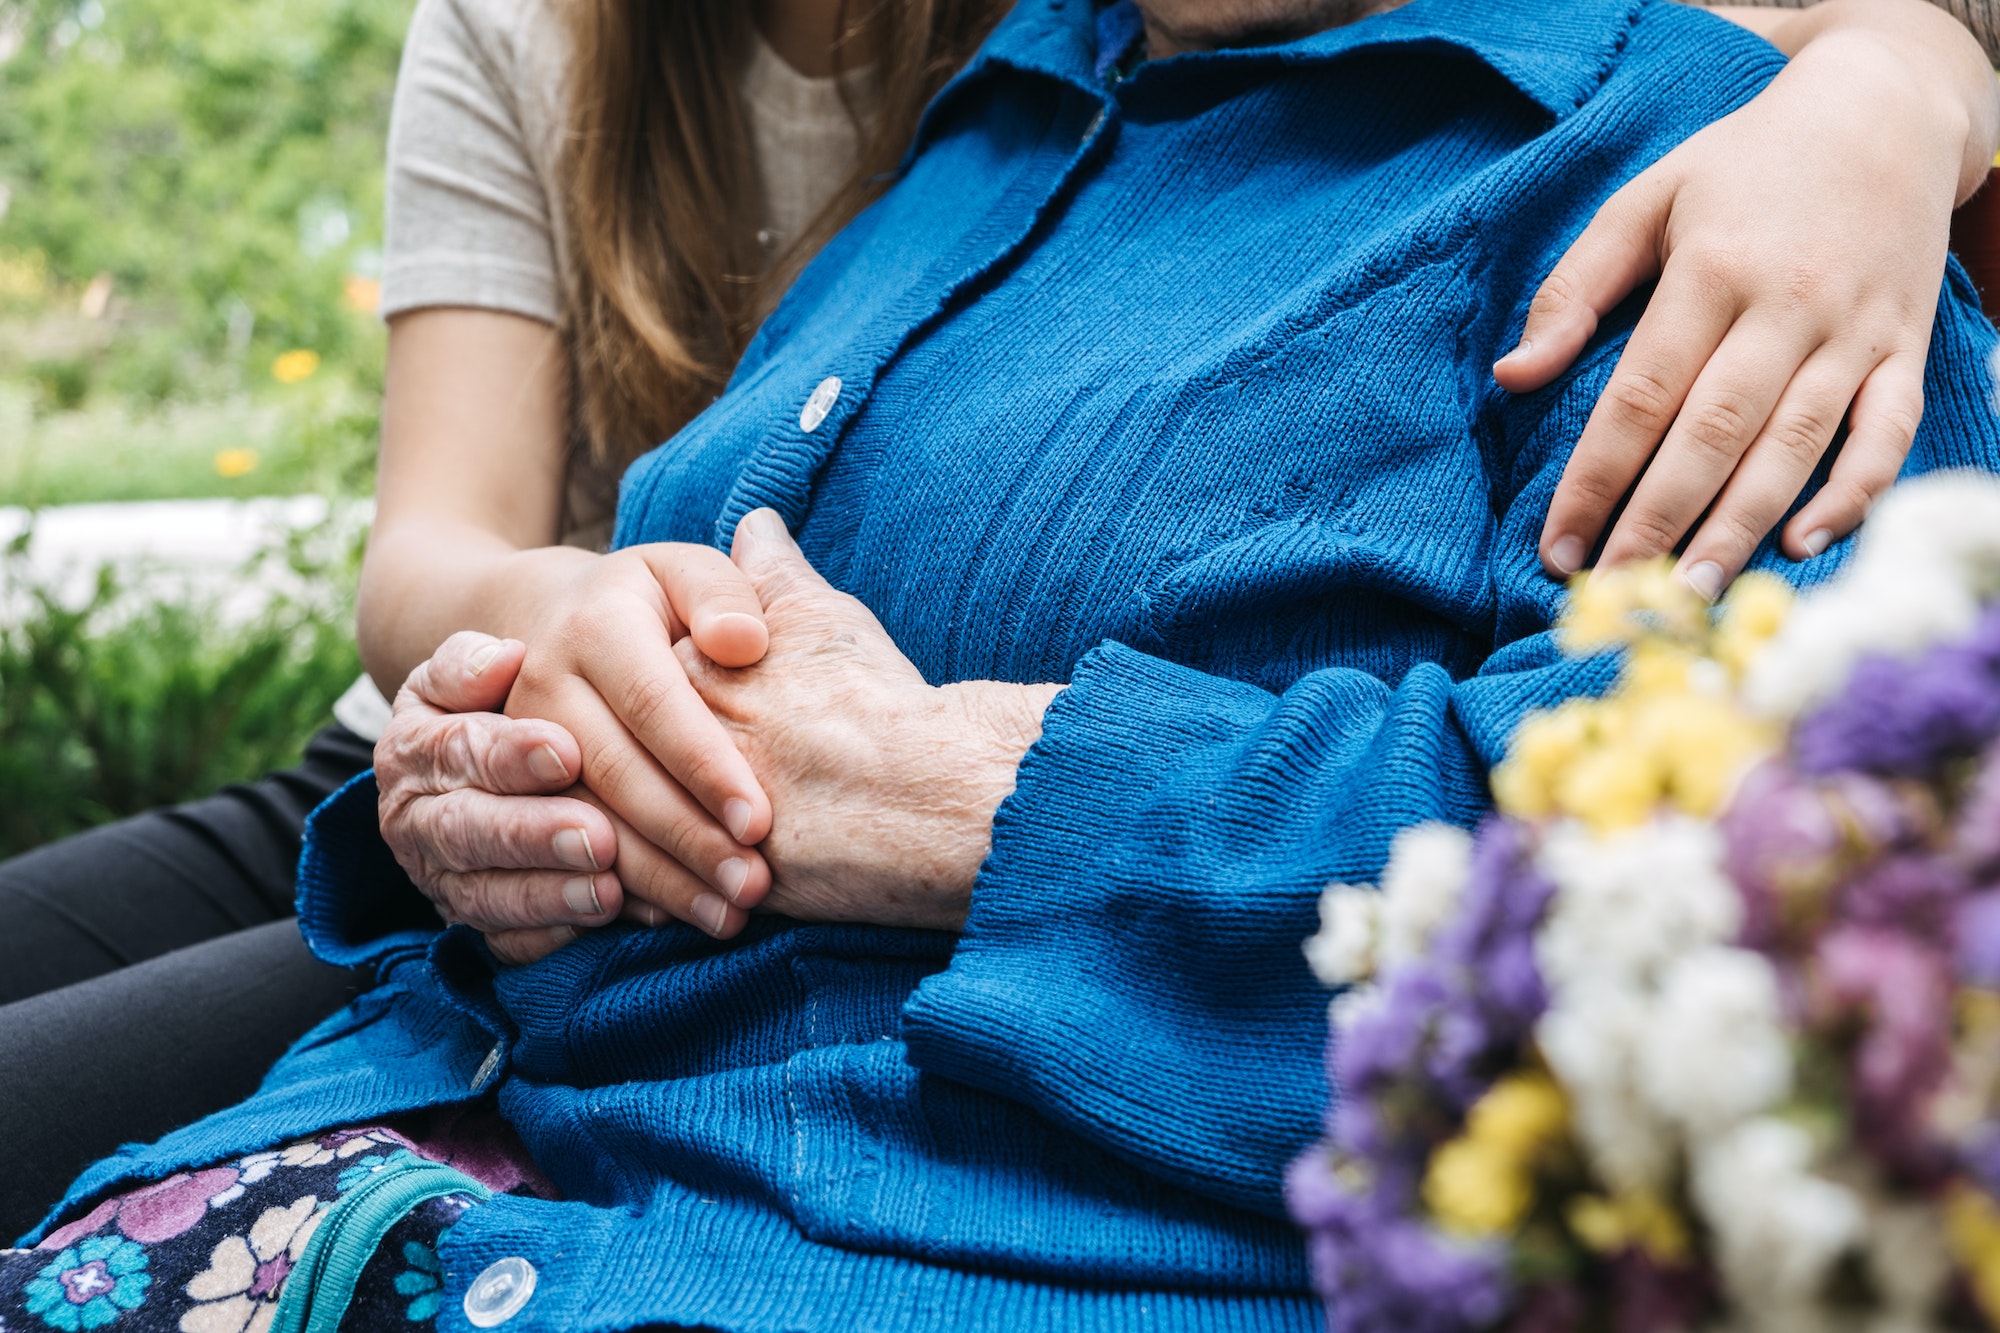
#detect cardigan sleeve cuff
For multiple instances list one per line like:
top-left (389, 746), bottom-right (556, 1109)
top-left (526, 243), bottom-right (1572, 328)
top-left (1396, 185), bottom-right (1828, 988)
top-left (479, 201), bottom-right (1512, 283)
top-left (900, 641), bottom-right (1329, 1216)
top-left (296, 772), bottom-right (448, 971)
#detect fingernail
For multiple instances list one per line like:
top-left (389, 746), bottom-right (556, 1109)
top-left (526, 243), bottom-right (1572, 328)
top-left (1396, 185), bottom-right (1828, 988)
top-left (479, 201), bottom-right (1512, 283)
top-left (716, 857), bottom-right (750, 903)
top-left (528, 744), bottom-right (569, 784)
top-left (723, 798), bottom-right (754, 844)
top-left (1497, 338), bottom-right (1531, 365)
top-left (1681, 560), bottom-right (1725, 603)
top-left (563, 875), bottom-right (602, 917)
top-left (712, 611), bottom-right (765, 639)
top-left (1548, 535), bottom-right (1587, 577)
top-left (752, 508), bottom-right (800, 551)
top-left (553, 826), bottom-right (599, 871)
top-left (691, 893), bottom-right (730, 935)
top-left (548, 925), bottom-right (578, 948)
top-left (468, 642), bottom-right (503, 676)
top-left (1801, 527), bottom-right (1834, 558)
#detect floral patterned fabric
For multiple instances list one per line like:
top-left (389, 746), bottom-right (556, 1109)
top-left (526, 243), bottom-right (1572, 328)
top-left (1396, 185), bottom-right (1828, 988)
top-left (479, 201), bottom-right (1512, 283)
top-left (0, 1127), bottom-right (495, 1333)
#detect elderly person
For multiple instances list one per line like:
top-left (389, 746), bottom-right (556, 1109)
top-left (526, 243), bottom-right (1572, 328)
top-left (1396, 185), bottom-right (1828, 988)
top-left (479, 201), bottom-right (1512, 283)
top-left (12, 0), bottom-right (2000, 1329)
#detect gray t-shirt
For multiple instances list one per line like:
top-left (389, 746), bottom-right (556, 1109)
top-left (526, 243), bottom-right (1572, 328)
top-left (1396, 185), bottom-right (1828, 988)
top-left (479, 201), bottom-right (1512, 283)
top-left (339, 0), bottom-right (867, 740)
top-left (380, 0), bottom-right (868, 332)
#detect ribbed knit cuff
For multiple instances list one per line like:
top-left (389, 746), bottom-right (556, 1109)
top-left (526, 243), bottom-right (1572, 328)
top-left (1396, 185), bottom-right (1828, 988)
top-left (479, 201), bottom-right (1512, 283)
top-left (296, 773), bottom-right (447, 972)
top-left (903, 641), bottom-right (1320, 1216)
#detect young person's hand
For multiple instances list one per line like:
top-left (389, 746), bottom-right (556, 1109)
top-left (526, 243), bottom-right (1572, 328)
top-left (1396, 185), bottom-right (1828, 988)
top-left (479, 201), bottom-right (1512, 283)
top-left (1496, 0), bottom-right (2000, 598)
top-left (497, 543), bottom-right (781, 940)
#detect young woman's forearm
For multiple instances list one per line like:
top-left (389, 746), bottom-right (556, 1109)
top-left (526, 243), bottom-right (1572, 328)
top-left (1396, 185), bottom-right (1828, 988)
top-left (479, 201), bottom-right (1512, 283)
top-left (357, 521), bottom-right (594, 696)
top-left (1704, 0), bottom-right (2000, 203)
top-left (359, 307), bottom-right (581, 696)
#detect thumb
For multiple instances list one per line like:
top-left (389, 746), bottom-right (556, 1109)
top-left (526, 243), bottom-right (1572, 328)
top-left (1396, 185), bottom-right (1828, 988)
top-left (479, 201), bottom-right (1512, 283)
top-left (400, 631), bottom-right (525, 714)
top-left (1493, 169), bottom-right (1669, 394)
top-left (729, 508), bottom-right (834, 608)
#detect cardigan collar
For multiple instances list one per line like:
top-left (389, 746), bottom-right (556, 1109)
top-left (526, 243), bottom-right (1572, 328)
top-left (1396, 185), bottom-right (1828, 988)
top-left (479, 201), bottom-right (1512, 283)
top-left (945, 0), bottom-right (1649, 120)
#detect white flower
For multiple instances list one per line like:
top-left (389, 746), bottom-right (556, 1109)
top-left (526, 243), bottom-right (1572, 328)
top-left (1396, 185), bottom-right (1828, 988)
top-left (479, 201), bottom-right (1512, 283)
top-left (1305, 884), bottom-right (1379, 987)
top-left (1537, 817), bottom-right (1740, 992)
top-left (1537, 979), bottom-right (1674, 1193)
top-left (1691, 1118), bottom-right (1865, 1317)
top-left (1303, 823), bottom-right (1470, 987)
top-left (1747, 472), bottom-right (2000, 718)
top-left (1376, 822), bottom-right (1472, 970)
top-left (1638, 947), bottom-right (1792, 1134)
top-left (1329, 978), bottom-right (1385, 1035)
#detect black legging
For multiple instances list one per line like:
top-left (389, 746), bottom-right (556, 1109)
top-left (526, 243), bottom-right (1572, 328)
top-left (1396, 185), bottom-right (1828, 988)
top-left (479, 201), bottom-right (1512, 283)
top-left (0, 723), bottom-right (376, 1241)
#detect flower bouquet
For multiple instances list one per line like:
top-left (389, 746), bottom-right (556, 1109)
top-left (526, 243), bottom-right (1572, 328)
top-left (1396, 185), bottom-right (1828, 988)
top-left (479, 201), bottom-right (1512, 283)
top-left (1288, 474), bottom-right (2000, 1333)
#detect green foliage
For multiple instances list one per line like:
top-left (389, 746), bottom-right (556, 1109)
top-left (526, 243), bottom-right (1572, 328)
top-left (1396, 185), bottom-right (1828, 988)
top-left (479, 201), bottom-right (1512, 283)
top-left (0, 0), bottom-right (408, 855)
top-left (0, 0), bottom-right (407, 494)
top-left (0, 522), bottom-right (363, 858)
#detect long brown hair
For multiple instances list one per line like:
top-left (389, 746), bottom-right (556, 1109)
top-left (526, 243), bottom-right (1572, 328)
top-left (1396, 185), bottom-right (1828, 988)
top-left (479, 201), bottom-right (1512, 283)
top-left (559, 0), bottom-right (1007, 473)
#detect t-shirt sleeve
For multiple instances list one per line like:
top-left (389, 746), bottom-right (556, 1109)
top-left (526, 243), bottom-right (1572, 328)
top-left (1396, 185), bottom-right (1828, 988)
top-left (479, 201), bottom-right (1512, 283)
top-left (379, 0), bottom-right (563, 325)
top-left (1727, 0), bottom-right (2000, 64)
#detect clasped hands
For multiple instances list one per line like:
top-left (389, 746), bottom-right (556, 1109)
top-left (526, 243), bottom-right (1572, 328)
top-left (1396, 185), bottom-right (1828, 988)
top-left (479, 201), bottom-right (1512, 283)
top-left (376, 508), bottom-right (1062, 964)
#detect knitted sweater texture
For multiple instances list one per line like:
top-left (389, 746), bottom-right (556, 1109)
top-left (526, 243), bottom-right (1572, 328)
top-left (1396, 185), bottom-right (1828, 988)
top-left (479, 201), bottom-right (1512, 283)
top-left (34, 1), bottom-right (2000, 1330)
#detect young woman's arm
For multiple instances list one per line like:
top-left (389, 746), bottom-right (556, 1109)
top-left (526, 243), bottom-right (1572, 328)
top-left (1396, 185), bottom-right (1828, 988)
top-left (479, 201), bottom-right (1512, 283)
top-left (358, 310), bottom-right (779, 942)
top-left (1503, 0), bottom-right (2000, 595)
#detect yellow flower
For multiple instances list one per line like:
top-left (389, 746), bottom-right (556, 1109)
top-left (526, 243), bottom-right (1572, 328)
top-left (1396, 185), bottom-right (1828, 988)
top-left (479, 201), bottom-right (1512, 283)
top-left (1466, 1071), bottom-right (1569, 1153)
top-left (1565, 1189), bottom-right (1691, 1265)
top-left (1423, 1073), bottom-right (1571, 1237)
top-left (1712, 572), bottom-right (1793, 678)
top-left (271, 349), bottom-right (320, 384)
top-left (1558, 559), bottom-right (1706, 653)
top-left (1500, 566), bottom-right (1783, 830)
top-left (342, 273), bottom-right (381, 314)
top-left (1555, 728), bottom-right (1664, 832)
top-left (1425, 1136), bottom-right (1533, 1236)
top-left (1492, 703), bottom-right (1594, 819)
top-left (1946, 1183), bottom-right (2000, 1323)
top-left (213, 447), bottom-right (259, 478)
top-left (1652, 693), bottom-right (1774, 817)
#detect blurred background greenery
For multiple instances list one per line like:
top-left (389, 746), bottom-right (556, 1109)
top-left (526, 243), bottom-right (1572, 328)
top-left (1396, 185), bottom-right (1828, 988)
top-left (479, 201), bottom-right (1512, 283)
top-left (0, 0), bottom-right (409, 854)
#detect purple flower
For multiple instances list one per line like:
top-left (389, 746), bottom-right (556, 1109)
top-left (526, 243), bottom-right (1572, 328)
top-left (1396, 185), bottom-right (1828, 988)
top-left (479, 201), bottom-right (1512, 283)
top-left (1723, 761), bottom-right (1846, 946)
top-left (1816, 925), bottom-right (1956, 1182)
top-left (1288, 1154), bottom-right (1510, 1333)
top-left (1955, 740), bottom-right (2000, 874)
top-left (1794, 607), bottom-right (2000, 777)
top-left (1299, 817), bottom-right (1556, 1331)
top-left (1956, 890), bottom-right (2000, 987)
top-left (1960, 1121), bottom-right (2000, 1200)
top-left (1839, 853), bottom-right (1967, 947)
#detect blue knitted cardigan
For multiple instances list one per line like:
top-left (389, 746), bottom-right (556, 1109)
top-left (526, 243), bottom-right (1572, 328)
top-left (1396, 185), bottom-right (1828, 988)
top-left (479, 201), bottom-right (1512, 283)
top-left (34, 1), bottom-right (2000, 1329)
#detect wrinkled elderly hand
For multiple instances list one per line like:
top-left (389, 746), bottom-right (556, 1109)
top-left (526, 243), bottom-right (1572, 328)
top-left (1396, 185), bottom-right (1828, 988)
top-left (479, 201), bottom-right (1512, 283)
top-left (672, 509), bottom-right (1064, 936)
top-left (1501, 7), bottom-right (1997, 597)
top-left (376, 631), bottom-right (622, 963)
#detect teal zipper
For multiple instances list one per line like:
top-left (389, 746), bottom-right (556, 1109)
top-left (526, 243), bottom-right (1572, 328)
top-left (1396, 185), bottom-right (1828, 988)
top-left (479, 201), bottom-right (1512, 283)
top-left (269, 1158), bottom-right (492, 1333)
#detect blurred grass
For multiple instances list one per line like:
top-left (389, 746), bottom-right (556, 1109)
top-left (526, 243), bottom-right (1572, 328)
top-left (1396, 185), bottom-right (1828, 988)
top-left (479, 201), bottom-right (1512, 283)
top-left (0, 373), bottom-right (380, 505)
top-left (0, 522), bottom-right (363, 858)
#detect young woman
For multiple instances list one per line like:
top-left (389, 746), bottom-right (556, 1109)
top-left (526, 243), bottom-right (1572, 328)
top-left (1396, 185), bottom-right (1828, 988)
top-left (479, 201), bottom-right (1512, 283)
top-left (0, 0), bottom-right (1995, 1237)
